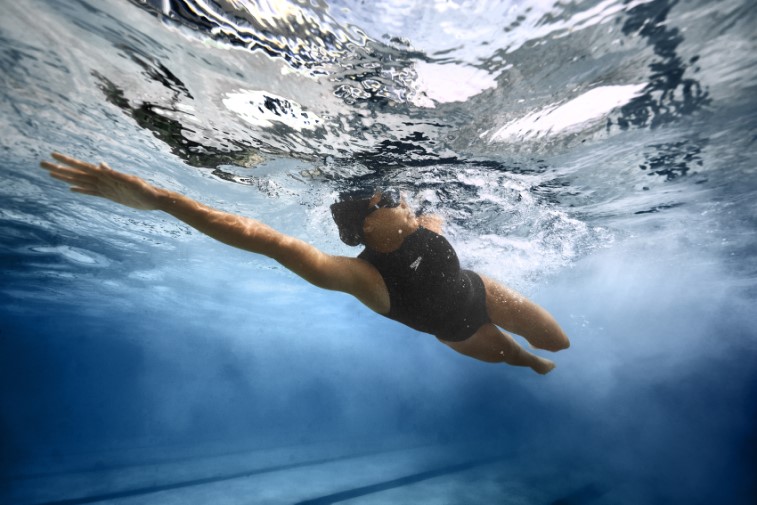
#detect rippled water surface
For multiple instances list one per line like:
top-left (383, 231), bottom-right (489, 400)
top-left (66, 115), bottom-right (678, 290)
top-left (1, 1), bottom-right (756, 504)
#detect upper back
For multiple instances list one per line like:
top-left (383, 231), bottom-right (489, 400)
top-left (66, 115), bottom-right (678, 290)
top-left (358, 227), bottom-right (463, 333)
top-left (360, 227), bottom-right (459, 293)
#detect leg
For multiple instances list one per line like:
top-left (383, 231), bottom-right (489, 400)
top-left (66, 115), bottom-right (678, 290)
top-left (480, 275), bottom-right (570, 352)
top-left (439, 324), bottom-right (556, 375)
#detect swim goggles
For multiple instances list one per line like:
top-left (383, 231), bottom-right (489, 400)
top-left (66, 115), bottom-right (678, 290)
top-left (365, 188), bottom-right (402, 216)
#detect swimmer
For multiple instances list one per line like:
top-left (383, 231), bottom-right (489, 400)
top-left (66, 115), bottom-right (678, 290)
top-left (40, 153), bottom-right (570, 374)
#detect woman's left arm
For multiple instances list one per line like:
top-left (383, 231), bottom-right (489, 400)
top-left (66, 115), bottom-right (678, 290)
top-left (418, 214), bottom-right (444, 234)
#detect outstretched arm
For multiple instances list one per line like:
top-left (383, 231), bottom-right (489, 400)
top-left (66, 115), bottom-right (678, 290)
top-left (40, 153), bottom-right (389, 312)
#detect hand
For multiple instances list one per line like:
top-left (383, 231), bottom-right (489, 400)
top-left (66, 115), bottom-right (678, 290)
top-left (40, 153), bottom-right (163, 210)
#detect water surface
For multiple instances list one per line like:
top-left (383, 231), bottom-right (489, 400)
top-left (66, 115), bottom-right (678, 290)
top-left (1, 1), bottom-right (756, 503)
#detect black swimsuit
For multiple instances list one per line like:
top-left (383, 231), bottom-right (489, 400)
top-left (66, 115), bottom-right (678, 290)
top-left (359, 227), bottom-right (490, 342)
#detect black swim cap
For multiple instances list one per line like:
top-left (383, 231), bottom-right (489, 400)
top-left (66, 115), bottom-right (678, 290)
top-left (330, 196), bottom-right (371, 246)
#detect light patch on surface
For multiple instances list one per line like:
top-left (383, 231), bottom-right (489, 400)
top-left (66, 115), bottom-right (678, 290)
top-left (411, 62), bottom-right (498, 107)
top-left (489, 84), bottom-right (646, 142)
top-left (223, 89), bottom-right (322, 130)
top-left (29, 245), bottom-right (110, 266)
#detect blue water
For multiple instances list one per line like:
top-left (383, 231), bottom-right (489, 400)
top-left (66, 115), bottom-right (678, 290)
top-left (1, 0), bottom-right (756, 503)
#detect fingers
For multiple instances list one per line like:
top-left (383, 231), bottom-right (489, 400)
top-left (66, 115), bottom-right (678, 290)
top-left (70, 187), bottom-right (101, 197)
top-left (48, 172), bottom-right (97, 190)
top-left (40, 160), bottom-right (98, 188)
top-left (40, 152), bottom-right (109, 200)
top-left (40, 161), bottom-right (95, 179)
top-left (51, 152), bottom-right (101, 173)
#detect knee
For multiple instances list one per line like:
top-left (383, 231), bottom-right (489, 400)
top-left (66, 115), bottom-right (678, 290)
top-left (544, 335), bottom-right (570, 352)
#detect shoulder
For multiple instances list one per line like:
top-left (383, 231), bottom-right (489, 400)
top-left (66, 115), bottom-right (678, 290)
top-left (331, 255), bottom-right (390, 314)
top-left (417, 214), bottom-right (444, 235)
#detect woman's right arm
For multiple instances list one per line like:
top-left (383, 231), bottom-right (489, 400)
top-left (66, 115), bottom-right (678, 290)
top-left (161, 192), bottom-right (390, 312)
top-left (40, 153), bottom-right (390, 313)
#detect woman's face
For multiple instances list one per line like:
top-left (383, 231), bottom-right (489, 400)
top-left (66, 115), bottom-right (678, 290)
top-left (362, 191), bottom-right (417, 242)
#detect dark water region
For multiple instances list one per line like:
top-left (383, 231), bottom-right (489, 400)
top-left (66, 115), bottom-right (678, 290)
top-left (2, 0), bottom-right (757, 503)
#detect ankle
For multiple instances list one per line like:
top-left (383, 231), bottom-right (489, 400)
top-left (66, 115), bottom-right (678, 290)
top-left (532, 357), bottom-right (556, 375)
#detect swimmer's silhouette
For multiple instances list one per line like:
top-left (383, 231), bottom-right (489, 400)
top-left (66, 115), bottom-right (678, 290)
top-left (40, 153), bottom-right (569, 374)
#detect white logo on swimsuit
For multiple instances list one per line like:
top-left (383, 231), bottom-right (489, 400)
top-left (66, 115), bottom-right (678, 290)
top-left (409, 256), bottom-right (423, 271)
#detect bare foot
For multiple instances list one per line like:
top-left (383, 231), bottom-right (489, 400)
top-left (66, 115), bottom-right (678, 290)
top-left (532, 357), bottom-right (556, 375)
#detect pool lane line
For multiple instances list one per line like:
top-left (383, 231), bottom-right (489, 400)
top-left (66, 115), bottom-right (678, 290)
top-left (293, 456), bottom-right (503, 505)
top-left (9, 437), bottom-right (424, 481)
top-left (19, 443), bottom-right (441, 505)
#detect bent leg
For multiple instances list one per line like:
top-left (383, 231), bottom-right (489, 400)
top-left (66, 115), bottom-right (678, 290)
top-left (480, 275), bottom-right (570, 352)
top-left (439, 324), bottom-right (555, 375)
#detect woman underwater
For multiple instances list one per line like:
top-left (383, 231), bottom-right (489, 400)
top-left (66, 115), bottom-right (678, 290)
top-left (40, 153), bottom-right (569, 374)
